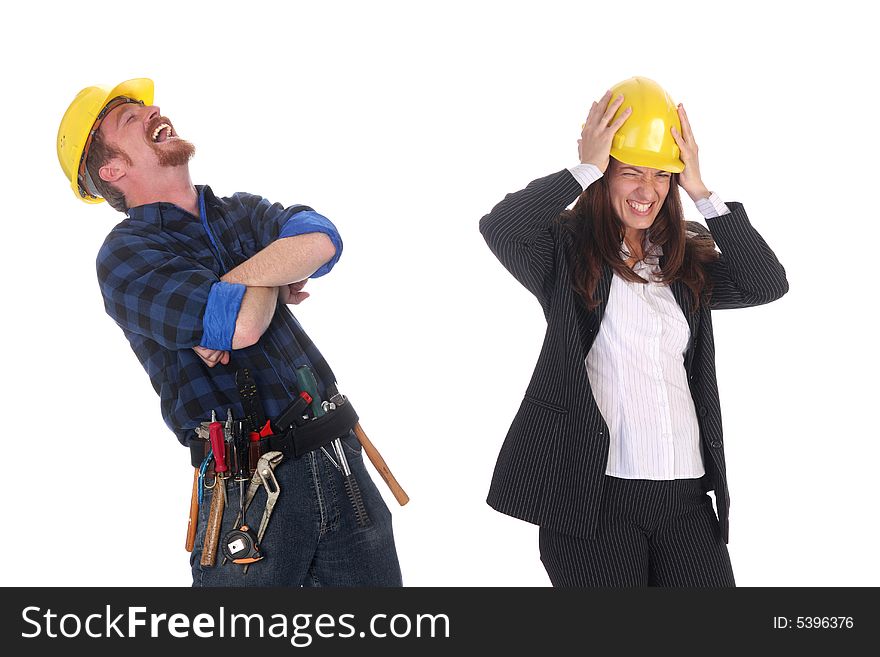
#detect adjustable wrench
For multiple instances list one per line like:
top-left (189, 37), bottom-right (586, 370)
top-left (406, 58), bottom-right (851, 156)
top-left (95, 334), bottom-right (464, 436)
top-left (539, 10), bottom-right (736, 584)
top-left (235, 451), bottom-right (283, 527)
top-left (222, 451), bottom-right (283, 566)
top-left (243, 452), bottom-right (283, 575)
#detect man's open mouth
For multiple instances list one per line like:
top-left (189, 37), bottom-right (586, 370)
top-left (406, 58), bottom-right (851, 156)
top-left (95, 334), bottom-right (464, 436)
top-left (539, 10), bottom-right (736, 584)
top-left (151, 122), bottom-right (176, 143)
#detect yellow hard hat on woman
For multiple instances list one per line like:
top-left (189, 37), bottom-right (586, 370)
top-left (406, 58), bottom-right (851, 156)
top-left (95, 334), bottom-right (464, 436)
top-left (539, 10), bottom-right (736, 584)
top-left (606, 77), bottom-right (684, 173)
top-left (57, 78), bottom-right (154, 203)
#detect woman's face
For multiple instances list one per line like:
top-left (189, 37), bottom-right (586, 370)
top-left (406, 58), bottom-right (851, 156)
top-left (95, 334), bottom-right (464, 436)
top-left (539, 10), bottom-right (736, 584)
top-left (607, 160), bottom-right (672, 235)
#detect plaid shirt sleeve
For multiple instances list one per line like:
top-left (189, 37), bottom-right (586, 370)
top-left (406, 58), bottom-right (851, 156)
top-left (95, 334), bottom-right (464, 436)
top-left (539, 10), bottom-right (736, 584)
top-left (96, 232), bottom-right (245, 351)
top-left (232, 193), bottom-right (343, 277)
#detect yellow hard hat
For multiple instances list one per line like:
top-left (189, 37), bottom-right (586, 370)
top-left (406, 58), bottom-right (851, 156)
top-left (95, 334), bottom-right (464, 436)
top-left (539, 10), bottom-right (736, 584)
top-left (606, 77), bottom-right (683, 173)
top-left (57, 78), bottom-right (154, 203)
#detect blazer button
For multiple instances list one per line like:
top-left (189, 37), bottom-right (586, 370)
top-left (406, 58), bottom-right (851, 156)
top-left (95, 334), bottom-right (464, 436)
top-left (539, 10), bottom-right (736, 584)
top-left (698, 406), bottom-right (708, 417)
top-left (710, 439), bottom-right (723, 449)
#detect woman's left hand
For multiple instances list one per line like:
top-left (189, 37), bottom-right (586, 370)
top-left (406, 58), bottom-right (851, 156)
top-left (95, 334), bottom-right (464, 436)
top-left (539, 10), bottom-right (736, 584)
top-left (671, 103), bottom-right (712, 202)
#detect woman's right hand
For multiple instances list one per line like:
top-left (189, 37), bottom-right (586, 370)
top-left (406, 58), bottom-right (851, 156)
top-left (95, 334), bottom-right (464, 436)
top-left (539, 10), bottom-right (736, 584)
top-left (578, 90), bottom-right (631, 173)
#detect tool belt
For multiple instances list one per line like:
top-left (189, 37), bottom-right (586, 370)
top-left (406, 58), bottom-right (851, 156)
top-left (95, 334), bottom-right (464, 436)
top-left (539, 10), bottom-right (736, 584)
top-left (188, 400), bottom-right (358, 470)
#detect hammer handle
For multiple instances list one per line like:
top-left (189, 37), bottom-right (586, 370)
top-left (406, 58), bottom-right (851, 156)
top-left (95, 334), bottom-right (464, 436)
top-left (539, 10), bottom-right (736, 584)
top-left (185, 468), bottom-right (199, 552)
top-left (353, 423), bottom-right (409, 506)
top-left (200, 483), bottom-right (226, 566)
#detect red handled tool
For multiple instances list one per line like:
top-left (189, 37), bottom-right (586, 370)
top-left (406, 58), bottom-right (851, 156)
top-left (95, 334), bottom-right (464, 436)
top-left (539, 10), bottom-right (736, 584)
top-left (211, 410), bottom-right (228, 475)
top-left (200, 410), bottom-right (228, 567)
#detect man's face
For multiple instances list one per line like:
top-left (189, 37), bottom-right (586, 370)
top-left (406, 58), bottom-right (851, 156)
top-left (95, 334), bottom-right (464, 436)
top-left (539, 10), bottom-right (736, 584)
top-left (607, 159), bottom-right (672, 233)
top-left (100, 101), bottom-right (195, 172)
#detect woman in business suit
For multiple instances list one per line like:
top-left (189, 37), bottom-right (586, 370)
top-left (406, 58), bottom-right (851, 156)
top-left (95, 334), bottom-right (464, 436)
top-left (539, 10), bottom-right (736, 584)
top-left (479, 77), bottom-right (788, 587)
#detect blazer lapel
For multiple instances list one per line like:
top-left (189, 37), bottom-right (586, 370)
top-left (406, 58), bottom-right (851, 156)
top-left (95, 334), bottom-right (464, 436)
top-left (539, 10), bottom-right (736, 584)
top-left (594, 264), bottom-right (613, 326)
top-left (575, 264), bottom-right (613, 358)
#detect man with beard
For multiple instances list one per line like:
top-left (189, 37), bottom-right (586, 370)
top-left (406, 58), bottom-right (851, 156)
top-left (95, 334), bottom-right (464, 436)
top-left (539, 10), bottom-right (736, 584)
top-left (56, 78), bottom-right (402, 587)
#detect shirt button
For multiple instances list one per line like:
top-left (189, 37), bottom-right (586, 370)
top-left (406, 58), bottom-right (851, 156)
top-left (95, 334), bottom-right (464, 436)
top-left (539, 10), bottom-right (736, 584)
top-left (710, 439), bottom-right (723, 449)
top-left (698, 406), bottom-right (708, 417)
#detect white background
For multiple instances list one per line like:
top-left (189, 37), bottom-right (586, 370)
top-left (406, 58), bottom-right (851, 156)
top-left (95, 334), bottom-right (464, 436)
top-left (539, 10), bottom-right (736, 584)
top-left (1, 0), bottom-right (877, 587)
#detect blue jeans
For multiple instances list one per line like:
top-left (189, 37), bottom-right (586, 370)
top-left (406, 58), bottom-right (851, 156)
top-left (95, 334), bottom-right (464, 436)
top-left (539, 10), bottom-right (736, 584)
top-left (190, 431), bottom-right (402, 586)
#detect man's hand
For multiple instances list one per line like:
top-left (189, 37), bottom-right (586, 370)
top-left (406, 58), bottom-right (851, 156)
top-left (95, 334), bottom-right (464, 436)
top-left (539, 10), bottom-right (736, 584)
top-left (578, 89), bottom-right (632, 172)
top-left (671, 103), bottom-right (711, 202)
top-left (279, 279), bottom-right (310, 305)
top-left (193, 345), bottom-right (230, 368)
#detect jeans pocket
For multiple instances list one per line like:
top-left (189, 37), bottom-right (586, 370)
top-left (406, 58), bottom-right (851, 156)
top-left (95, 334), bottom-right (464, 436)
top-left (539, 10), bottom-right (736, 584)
top-left (340, 431), bottom-right (363, 458)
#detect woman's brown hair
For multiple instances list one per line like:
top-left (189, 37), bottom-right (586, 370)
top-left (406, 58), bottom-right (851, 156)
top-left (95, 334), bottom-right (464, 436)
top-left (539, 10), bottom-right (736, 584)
top-left (558, 158), bottom-right (719, 312)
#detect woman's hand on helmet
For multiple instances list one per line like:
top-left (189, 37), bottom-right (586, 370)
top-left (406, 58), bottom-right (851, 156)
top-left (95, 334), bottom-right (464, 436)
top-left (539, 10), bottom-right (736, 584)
top-left (670, 103), bottom-right (711, 201)
top-left (578, 90), bottom-right (632, 173)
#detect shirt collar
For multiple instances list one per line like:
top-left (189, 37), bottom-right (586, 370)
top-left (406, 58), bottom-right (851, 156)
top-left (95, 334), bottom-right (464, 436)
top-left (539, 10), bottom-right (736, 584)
top-left (619, 233), bottom-right (663, 266)
top-left (126, 185), bottom-right (213, 228)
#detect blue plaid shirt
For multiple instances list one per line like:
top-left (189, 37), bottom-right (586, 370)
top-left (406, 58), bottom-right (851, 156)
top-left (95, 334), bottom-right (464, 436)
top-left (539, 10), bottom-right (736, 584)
top-left (96, 185), bottom-right (343, 445)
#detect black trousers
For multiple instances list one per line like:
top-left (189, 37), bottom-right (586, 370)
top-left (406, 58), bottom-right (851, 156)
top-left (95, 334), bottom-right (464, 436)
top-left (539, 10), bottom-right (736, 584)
top-left (539, 476), bottom-right (735, 587)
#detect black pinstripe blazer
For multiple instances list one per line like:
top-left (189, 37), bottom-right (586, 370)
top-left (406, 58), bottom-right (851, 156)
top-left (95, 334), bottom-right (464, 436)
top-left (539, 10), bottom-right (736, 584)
top-left (479, 170), bottom-right (788, 543)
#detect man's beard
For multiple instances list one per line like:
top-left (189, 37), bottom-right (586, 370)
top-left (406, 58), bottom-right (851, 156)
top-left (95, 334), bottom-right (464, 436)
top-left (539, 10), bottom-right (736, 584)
top-left (152, 138), bottom-right (196, 167)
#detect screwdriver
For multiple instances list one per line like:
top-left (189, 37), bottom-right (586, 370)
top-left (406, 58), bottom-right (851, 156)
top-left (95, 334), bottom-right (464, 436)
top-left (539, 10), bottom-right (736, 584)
top-left (220, 418), bottom-right (254, 567)
top-left (235, 419), bottom-right (248, 519)
top-left (225, 408), bottom-right (238, 490)
top-left (211, 410), bottom-right (229, 477)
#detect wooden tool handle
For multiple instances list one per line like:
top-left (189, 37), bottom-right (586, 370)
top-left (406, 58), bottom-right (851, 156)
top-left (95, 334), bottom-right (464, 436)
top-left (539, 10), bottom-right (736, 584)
top-left (185, 468), bottom-right (199, 552)
top-left (353, 423), bottom-right (410, 506)
top-left (200, 484), bottom-right (226, 566)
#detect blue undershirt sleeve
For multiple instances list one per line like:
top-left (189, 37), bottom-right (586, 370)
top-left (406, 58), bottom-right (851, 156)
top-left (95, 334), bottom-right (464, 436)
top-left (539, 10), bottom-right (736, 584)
top-left (201, 281), bottom-right (246, 350)
top-left (278, 210), bottom-right (343, 278)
